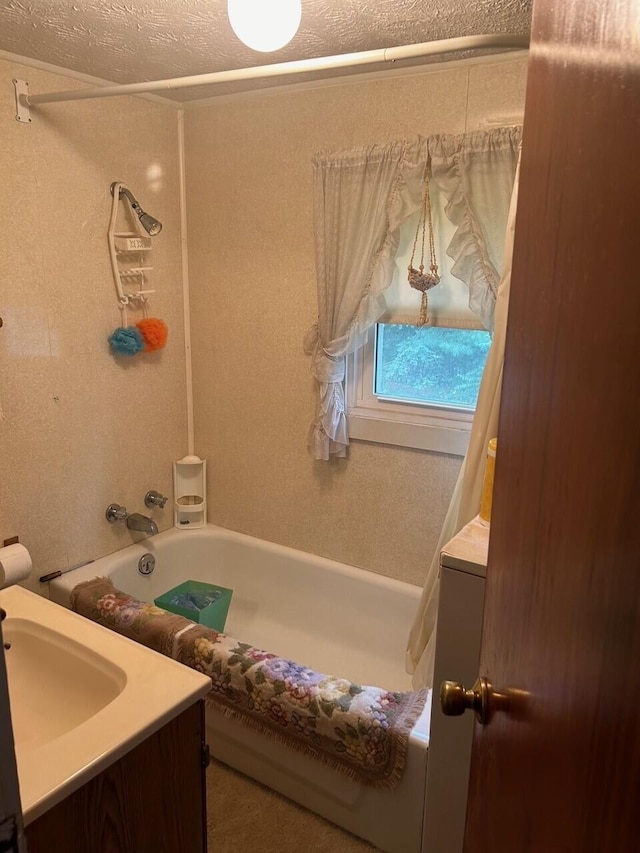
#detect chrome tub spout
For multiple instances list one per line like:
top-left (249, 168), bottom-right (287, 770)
top-left (126, 513), bottom-right (158, 536)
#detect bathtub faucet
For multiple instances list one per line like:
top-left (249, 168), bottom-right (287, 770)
top-left (144, 489), bottom-right (168, 509)
top-left (105, 504), bottom-right (158, 536)
top-left (126, 513), bottom-right (158, 536)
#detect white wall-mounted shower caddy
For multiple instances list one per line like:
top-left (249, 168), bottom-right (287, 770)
top-left (107, 182), bottom-right (156, 313)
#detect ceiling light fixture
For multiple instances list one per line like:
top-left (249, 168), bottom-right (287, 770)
top-left (227, 0), bottom-right (302, 52)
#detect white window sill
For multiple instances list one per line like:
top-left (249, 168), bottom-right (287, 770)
top-left (348, 408), bottom-right (470, 456)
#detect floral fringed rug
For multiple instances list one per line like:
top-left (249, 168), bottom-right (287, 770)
top-left (71, 576), bottom-right (190, 656)
top-left (71, 576), bottom-right (428, 790)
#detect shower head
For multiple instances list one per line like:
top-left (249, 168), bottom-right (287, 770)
top-left (110, 182), bottom-right (163, 236)
top-left (136, 210), bottom-right (163, 237)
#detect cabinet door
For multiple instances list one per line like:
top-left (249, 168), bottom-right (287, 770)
top-left (423, 567), bottom-right (485, 853)
top-left (26, 701), bottom-right (207, 853)
top-left (0, 617), bottom-right (26, 852)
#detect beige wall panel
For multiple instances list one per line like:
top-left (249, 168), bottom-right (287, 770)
top-left (186, 62), bottom-right (525, 587)
top-left (0, 61), bottom-right (185, 593)
top-left (466, 58), bottom-right (528, 130)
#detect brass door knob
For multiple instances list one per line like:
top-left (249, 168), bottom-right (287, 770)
top-left (440, 677), bottom-right (491, 725)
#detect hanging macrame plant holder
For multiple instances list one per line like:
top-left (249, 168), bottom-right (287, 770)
top-left (408, 155), bottom-right (440, 327)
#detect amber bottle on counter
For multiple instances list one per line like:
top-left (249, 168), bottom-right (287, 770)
top-left (479, 437), bottom-right (497, 524)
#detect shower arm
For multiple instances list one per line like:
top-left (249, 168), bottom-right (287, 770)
top-left (117, 186), bottom-right (141, 211)
top-left (13, 33), bottom-right (528, 120)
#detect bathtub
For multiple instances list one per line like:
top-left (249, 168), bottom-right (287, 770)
top-left (50, 524), bottom-right (431, 853)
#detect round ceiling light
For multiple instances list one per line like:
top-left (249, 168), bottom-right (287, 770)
top-left (227, 0), bottom-right (302, 52)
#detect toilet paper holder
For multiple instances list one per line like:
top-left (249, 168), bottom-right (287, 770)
top-left (0, 541), bottom-right (33, 589)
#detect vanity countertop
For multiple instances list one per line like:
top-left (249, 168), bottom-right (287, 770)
top-left (440, 515), bottom-right (489, 578)
top-left (0, 585), bottom-right (211, 825)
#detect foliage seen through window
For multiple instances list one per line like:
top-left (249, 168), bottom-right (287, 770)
top-left (374, 324), bottom-right (491, 410)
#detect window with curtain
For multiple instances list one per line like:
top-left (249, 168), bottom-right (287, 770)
top-left (307, 127), bottom-right (522, 461)
top-left (346, 183), bottom-right (492, 456)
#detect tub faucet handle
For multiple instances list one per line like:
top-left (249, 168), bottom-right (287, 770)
top-left (144, 490), bottom-right (168, 509)
top-left (106, 503), bottom-right (128, 523)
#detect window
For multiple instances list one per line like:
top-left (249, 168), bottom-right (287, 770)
top-left (376, 324), bottom-right (491, 408)
top-left (346, 185), bottom-right (492, 456)
top-left (347, 324), bottom-right (490, 455)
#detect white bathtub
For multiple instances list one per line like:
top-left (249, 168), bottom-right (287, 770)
top-left (50, 524), bottom-right (431, 852)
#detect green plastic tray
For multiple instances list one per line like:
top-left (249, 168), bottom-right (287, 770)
top-left (154, 579), bottom-right (233, 631)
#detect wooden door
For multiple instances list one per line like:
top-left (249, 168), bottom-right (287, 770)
top-left (464, 0), bottom-right (640, 850)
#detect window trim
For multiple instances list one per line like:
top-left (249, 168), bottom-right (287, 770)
top-left (346, 326), bottom-right (475, 456)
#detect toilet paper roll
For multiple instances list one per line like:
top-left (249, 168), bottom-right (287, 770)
top-left (0, 543), bottom-right (32, 589)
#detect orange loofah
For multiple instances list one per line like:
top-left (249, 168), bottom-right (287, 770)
top-left (136, 317), bottom-right (168, 352)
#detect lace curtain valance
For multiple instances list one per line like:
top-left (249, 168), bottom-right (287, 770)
top-left (306, 126), bottom-right (522, 461)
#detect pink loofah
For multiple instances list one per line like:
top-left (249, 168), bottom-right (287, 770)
top-left (136, 317), bottom-right (168, 352)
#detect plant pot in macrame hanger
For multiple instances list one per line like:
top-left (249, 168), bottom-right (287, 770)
top-left (408, 155), bottom-right (440, 327)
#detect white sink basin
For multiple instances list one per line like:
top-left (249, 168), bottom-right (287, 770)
top-left (4, 617), bottom-right (126, 752)
top-left (0, 585), bottom-right (211, 825)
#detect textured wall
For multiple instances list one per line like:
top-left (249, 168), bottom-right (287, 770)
top-left (185, 58), bottom-right (528, 587)
top-left (0, 60), bottom-right (185, 594)
top-left (0, 56), bottom-right (526, 597)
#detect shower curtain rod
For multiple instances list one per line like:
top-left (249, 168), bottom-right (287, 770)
top-left (14, 33), bottom-right (528, 120)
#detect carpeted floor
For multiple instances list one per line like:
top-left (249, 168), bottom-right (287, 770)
top-left (206, 759), bottom-right (380, 852)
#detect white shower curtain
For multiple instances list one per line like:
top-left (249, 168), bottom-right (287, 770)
top-left (406, 158), bottom-right (521, 689)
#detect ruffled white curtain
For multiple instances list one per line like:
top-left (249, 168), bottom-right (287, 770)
top-left (305, 127), bottom-right (521, 461)
top-left (430, 127), bottom-right (521, 332)
top-left (406, 157), bottom-right (521, 688)
top-left (305, 140), bottom-right (426, 460)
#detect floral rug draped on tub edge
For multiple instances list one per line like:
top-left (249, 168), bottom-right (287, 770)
top-left (71, 577), bottom-right (428, 790)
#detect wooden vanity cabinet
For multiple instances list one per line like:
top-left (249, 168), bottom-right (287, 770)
top-left (25, 700), bottom-right (207, 853)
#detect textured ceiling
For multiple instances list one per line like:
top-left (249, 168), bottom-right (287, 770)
top-left (0, 1), bottom-right (532, 101)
